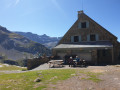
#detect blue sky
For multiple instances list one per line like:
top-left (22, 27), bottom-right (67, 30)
top-left (0, 0), bottom-right (120, 41)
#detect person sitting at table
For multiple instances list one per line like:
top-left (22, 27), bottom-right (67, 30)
top-left (64, 55), bottom-right (69, 65)
top-left (75, 56), bottom-right (80, 65)
top-left (68, 56), bottom-right (73, 67)
top-left (82, 59), bottom-right (86, 67)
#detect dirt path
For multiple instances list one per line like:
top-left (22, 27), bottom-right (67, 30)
top-left (46, 65), bottom-right (120, 90)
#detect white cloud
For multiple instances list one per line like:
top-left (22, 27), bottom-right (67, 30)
top-left (51, 0), bottom-right (65, 14)
top-left (15, 0), bottom-right (20, 6)
top-left (51, 0), bottom-right (61, 11)
top-left (6, 0), bottom-right (21, 8)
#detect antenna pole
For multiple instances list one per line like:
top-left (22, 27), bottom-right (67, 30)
top-left (82, 0), bottom-right (83, 11)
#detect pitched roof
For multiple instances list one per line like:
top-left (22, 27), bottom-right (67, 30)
top-left (81, 13), bottom-right (117, 39)
top-left (58, 12), bottom-right (118, 45)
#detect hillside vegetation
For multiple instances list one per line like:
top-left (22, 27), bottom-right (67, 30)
top-left (0, 26), bottom-right (51, 66)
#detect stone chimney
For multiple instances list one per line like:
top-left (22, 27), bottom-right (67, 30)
top-left (78, 10), bottom-right (84, 18)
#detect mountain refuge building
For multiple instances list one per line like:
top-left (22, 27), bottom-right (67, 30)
top-left (52, 11), bottom-right (120, 65)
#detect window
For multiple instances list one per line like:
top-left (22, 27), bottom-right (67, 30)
top-left (87, 34), bottom-right (99, 41)
top-left (90, 34), bottom-right (96, 41)
top-left (81, 22), bottom-right (86, 28)
top-left (78, 21), bottom-right (89, 29)
top-left (74, 36), bottom-right (79, 42)
top-left (71, 36), bottom-right (81, 42)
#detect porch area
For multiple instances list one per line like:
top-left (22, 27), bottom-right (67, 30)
top-left (52, 41), bottom-right (114, 65)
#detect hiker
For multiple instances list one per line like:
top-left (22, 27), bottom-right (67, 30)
top-left (68, 56), bottom-right (73, 67)
top-left (64, 55), bottom-right (69, 64)
top-left (81, 59), bottom-right (86, 67)
top-left (83, 59), bottom-right (87, 67)
top-left (75, 56), bottom-right (80, 65)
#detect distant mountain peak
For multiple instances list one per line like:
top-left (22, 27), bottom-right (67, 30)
top-left (14, 31), bottom-right (62, 49)
top-left (41, 34), bottom-right (49, 38)
top-left (0, 26), bottom-right (11, 33)
top-left (43, 34), bottom-right (47, 36)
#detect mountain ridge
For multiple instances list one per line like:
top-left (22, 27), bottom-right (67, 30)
top-left (15, 32), bottom-right (62, 49)
top-left (0, 26), bottom-right (51, 63)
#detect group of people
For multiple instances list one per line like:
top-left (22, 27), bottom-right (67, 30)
top-left (68, 56), bottom-right (86, 67)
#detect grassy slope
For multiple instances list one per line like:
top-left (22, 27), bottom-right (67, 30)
top-left (0, 69), bottom-right (76, 90)
top-left (79, 70), bottom-right (102, 83)
top-left (0, 63), bottom-right (26, 71)
top-left (0, 68), bottom-right (102, 90)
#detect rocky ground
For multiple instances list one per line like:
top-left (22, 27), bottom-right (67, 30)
top-left (45, 65), bottom-right (120, 90)
top-left (1, 63), bottom-right (120, 90)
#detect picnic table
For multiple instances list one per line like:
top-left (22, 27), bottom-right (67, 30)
top-left (49, 60), bottom-right (64, 68)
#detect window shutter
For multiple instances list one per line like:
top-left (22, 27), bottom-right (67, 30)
top-left (78, 22), bottom-right (81, 29)
top-left (87, 35), bottom-right (90, 41)
top-left (96, 34), bottom-right (99, 41)
top-left (79, 35), bottom-right (81, 42)
top-left (86, 21), bottom-right (89, 28)
top-left (71, 36), bottom-right (74, 42)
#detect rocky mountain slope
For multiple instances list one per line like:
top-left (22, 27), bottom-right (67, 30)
top-left (15, 32), bottom-right (62, 49)
top-left (0, 26), bottom-right (51, 62)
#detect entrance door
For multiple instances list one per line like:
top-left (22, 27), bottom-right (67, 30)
top-left (97, 49), bottom-right (112, 65)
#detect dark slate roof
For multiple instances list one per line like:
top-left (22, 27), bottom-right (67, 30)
top-left (53, 41), bottom-right (113, 49)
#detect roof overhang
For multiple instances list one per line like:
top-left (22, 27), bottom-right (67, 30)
top-left (53, 43), bottom-right (113, 50)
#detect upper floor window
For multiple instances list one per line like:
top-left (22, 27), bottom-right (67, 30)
top-left (74, 36), bottom-right (79, 42)
top-left (81, 22), bottom-right (86, 28)
top-left (87, 34), bottom-right (99, 41)
top-left (90, 34), bottom-right (96, 41)
top-left (78, 21), bottom-right (89, 29)
top-left (71, 36), bottom-right (81, 42)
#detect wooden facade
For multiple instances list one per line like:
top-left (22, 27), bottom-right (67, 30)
top-left (53, 11), bottom-right (120, 65)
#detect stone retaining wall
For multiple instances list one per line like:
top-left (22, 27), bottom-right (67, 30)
top-left (27, 56), bottom-right (49, 70)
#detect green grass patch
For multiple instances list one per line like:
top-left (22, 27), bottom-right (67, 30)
top-left (0, 69), bottom-right (76, 90)
top-left (0, 63), bottom-right (27, 71)
top-left (87, 72), bottom-right (102, 82)
top-left (0, 68), bottom-right (103, 90)
top-left (79, 70), bottom-right (102, 83)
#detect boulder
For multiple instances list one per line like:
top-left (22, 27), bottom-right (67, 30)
top-left (34, 78), bottom-right (42, 82)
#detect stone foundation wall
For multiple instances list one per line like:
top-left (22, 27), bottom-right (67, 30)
top-left (27, 56), bottom-right (49, 70)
